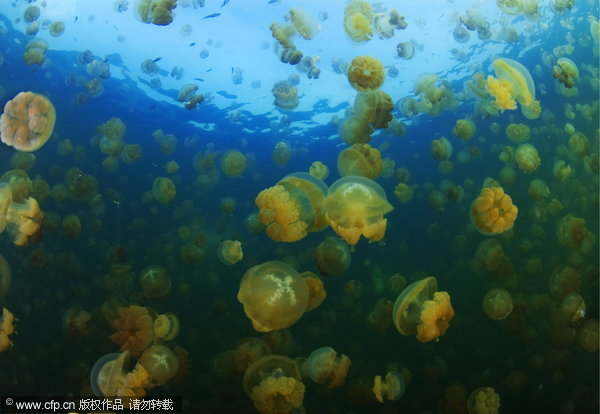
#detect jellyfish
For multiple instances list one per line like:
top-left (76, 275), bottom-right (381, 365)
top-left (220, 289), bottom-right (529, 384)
top-left (141, 59), bottom-right (160, 75)
top-left (120, 144), bottom-right (142, 163)
top-left (431, 137), bottom-right (453, 160)
top-left (482, 288), bottom-right (513, 320)
top-left (302, 272), bottom-right (326, 311)
top-left (134, 0), bottom-right (177, 25)
top-left (324, 176), bottom-right (393, 246)
top-left (338, 115), bottom-right (374, 146)
top-left (152, 177), bottom-right (176, 205)
top-left (470, 187), bottom-right (518, 236)
top-left (560, 293), bottom-right (585, 324)
top-left (62, 214), bottom-right (82, 238)
top-left (347, 56), bottom-right (385, 93)
top-left (297, 55), bottom-right (321, 79)
top-left (392, 276), bottom-right (455, 342)
top-left (49, 21), bottom-right (65, 37)
top-left (372, 371), bottom-right (405, 403)
top-left (527, 179), bottom-right (549, 200)
top-left (467, 386), bottom-right (500, 414)
top-left (505, 123), bottom-right (530, 143)
top-left (23, 6), bottom-right (40, 22)
top-left (0, 92), bottom-right (56, 152)
top-left (0, 255), bottom-right (10, 297)
top-left (343, 1), bottom-right (374, 43)
top-left (305, 347), bottom-right (351, 389)
top-left (289, 7), bottom-right (321, 40)
top-left (486, 58), bottom-right (541, 119)
top-left (62, 307), bottom-right (92, 336)
top-left (242, 355), bottom-right (305, 414)
top-left (568, 132), bottom-right (590, 158)
top-left (231, 67), bottom-right (244, 85)
top-left (237, 261), bottom-right (309, 332)
top-left (90, 351), bottom-right (150, 397)
top-left (270, 22), bottom-right (303, 65)
top-left (233, 338), bottom-right (272, 374)
top-left (337, 144), bottom-right (383, 179)
top-left (139, 345), bottom-right (179, 388)
top-left (220, 150), bottom-right (247, 178)
top-left (353, 90), bottom-right (394, 129)
top-left (110, 305), bottom-right (155, 356)
top-left (255, 173), bottom-right (328, 243)
top-left (453, 25), bottom-right (470, 43)
top-left (396, 41), bottom-right (416, 60)
top-left (315, 236), bottom-right (351, 276)
top-left (394, 183), bottom-right (414, 203)
top-left (550, 0), bottom-right (574, 15)
top-left (452, 119), bottom-right (476, 140)
top-left (309, 161), bottom-right (329, 180)
top-left (0, 308), bottom-right (15, 351)
top-left (0, 183), bottom-right (44, 246)
top-left (553, 57), bottom-right (578, 88)
top-left (514, 144), bottom-right (541, 173)
top-left (153, 313), bottom-right (180, 341)
top-left (272, 80), bottom-right (299, 110)
top-left (218, 240), bottom-right (243, 265)
top-left (578, 319), bottom-right (599, 352)
top-left (556, 214), bottom-right (596, 253)
top-left (139, 265), bottom-right (171, 298)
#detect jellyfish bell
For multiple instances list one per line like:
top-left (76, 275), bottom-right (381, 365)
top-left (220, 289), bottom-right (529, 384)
top-left (306, 346), bottom-right (351, 388)
top-left (315, 236), bottom-right (351, 276)
top-left (90, 351), bottom-right (149, 397)
top-left (139, 265), bottom-right (171, 298)
top-left (372, 371), bottom-right (405, 403)
top-left (139, 344), bottom-right (179, 388)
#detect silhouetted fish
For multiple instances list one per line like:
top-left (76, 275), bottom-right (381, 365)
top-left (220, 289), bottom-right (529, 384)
top-left (202, 13), bottom-right (221, 19)
top-left (206, 69), bottom-right (213, 72)
top-left (221, 0), bottom-right (230, 7)
top-left (194, 78), bottom-right (205, 82)
top-left (189, 42), bottom-right (196, 47)
top-left (267, 0), bottom-right (280, 4)
top-left (153, 57), bottom-right (162, 63)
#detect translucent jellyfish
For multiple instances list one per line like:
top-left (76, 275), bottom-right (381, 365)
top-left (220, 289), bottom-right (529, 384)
top-left (86, 59), bottom-right (111, 79)
top-left (297, 55), bottom-right (321, 79)
top-left (505, 123), bottom-right (530, 142)
top-left (550, 0), bottom-right (574, 15)
top-left (62, 214), bottom-right (82, 238)
top-left (394, 183), bottom-right (414, 203)
top-left (218, 240), bottom-right (243, 265)
top-left (396, 41), bottom-right (416, 60)
top-left (110, 305), bottom-right (155, 356)
top-left (556, 214), bottom-right (596, 253)
top-left (242, 355), bottom-right (305, 414)
top-left (353, 90), bottom-right (394, 128)
top-left (482, 288), bottom-right (513, 320)
top-left (515, 143), bottom-right (541, 173)
top-left (62, 307), bottom-right (92, 336)
top-left (392, 276), bottom-right (455, 342)
top-left (452, 119), bottom-right (476, 140)
top-left (24, 5), bottom-right (40, 22)
top-left (338, 115), bottom-right (373, 146)
top-left (233, 338), bottom-right (272, 374)
top-left (0, 255), bottom-right (10, 297)
top-left (470, 187), bottom-right (518, 235)
top-left (337, 143), bottom-right (383, 179)
top-left (561, 293), bottom-right (585, 324)
top-left (134, 0), bottom-right (177, 25)
top-left (23, 38), bottom-right (48, 65)
top-left (315, 236), bottom-right (351, 276)
top-left (139, 265), bottom-right (171, 298)
top-left (324, 176), bottom-right (393, 246)
top-left (578, 319), bottom-right (599, 352)
top-left (0, 183), bottom-right (44, 246)
top-left (270, 22), bottom-right (303, 65)
top-left (231, 67), bottom-right (244, 85)
top-left (141, 58), bottom-right (160, 75)
top-left (372, 371), bottom-right (405, 402)
top-left (90, 351), bottom-right (149, 397)
top-left (153, 313), bottom-right (179, 341)
top-left (139, 345), bottom-right (179, 388)
top-left (568, 132), bottom-right (590, 158)
top-left (49, 21), bottom-right (65, 37)
top-left (553, 160), bottom-right (573, 182)
top-left (467, 386), bottom-right (500, 414)
top-left (255, 173), bottom-right (328, 242)
top-left (309, 161), bottom-right (329, 180)
top-left (553, 57), bottom-right (578, 88)
top-left (302, 272), bottom-right (326, 311)
top-left (289, 7), bottom-right (321, 39)
top-left (453, 25), bottom-right (470, 43)
top-left (237, 261), bottom-right (309, 332)
top-left (527, 179), bottom-right (549, 200)
top-left (152, 177), bottom-right (176, 205)
top-left (347, 56), bottom-right (385, 92)
top-left (0, 308), bottom-right (15, 351)
top-left (486, 58), bottom-right (541, 119)
top-left (220, 150), bottom-right (247, 178)
top-left (549, 265), bottom-right (581, 300)
top-left (431, 137), bottom-right (453, 160)
top-left (306, 347), bottom-right (351, 388)
top-left (272, 80), bottom-right (299, 110)
top-left (0, 92), bottom-right (56, 152)
top-left (343, 1), bottom-right (374, 43)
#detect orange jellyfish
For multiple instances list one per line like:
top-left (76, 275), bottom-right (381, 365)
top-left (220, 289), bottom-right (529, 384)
top-left (242, 355), bottom-right (305, 414)
top-left (110, 305), bottom-right (155, 356)
top-left (139, 344), bottom-right (179, 388)
top-left (237, 261), bottom-right (309, 332)
top-left (392, 276), bottom-right (455, 342)
top-left (218, 240), bottom-right (243, 265)
top-left (255, 173), bottom-right (328, 242)
top-left (153, 313), bottom-right (180, 341)
top-left (347, 56), bottom-right (385, 92)
top-left (324, 176), bottom-right (393, 246)
top-left (470, 187), bottom-right (518, 235)
top-left (0, 91), bottom-right (56, 152)
top-left (337, 143), bottom-right (383, 179)
top-left (152, 177), bottom-right (176, 205)
top-left (90, 351), bottom-right (150, 397)
top-left (0, 182), bottom-right (44, 246)
top-left (482, 288), bottom-right (513, 320)
top-left (315, 236), bottom-right (351, 276)
top-left (305, 347), bottom-right (351, 389)
top-left (0, 308), bottom-right (15, 351)
top-left (301, 271), bottom-right (326, 311)
top-left (372, 371), bottom-right (405, 402)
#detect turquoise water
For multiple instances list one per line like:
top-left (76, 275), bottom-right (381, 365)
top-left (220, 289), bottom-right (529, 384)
top-left (0, 1), bottom-right (598, 413)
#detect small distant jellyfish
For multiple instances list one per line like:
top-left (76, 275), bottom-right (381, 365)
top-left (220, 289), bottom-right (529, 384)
top-left (180, 24), bottom-right (193, 36)
top-left (373, 371), bottom-right (405, 403)
top-left (113, 0), bottom-right (129, 12)
top-left (396, 41), bottom-right (415, 60)
top-left (139, 265), bottom-right (171, 298)
top-left (141, 59), bottom-right (160, 75)
top-left (453, 25), bottom-right (470, 43)
top-left (218, 240), bottom-right (243, 265)
top-left (49, 21), bottom-right (65, 37)
top-left (199, 50), bottom-right (209, 59)
top-left (78, 49), bottom-right (95, 65)
top-left (272, 80), bottom-right (299, 110)
top-left (232, 67), bottom-right (244, 85)
top-left (251, 80), bottom-right (262, 89)
top-left (387, 66), bottom-right (399, 78)
top-left (297, 56), bottom-right (321, 79)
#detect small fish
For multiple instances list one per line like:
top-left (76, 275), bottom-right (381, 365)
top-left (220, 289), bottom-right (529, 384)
top-left (202, 13), bottom-right (221, 19)
top-left (188, 42), bottom-right (196, 47)
top-left (220, 0), bottom-right (230, 7)
top-left (153, 57), bottom-right (162, 63)
top-left (194, 78), bottom-right (205, 82)
top-left (75, 16), bottom-right (78, 21)
top-left (206, 68), bottom-right (213, 73)
top-left (267, 0), bottom-right (280, 4)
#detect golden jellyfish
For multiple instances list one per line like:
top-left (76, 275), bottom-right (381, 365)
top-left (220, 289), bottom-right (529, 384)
top-left (467, 386), bottom-right (500, 414)
top-left (0, 91), bottom-right (56, 152)
top-left (431, 137), bottom-right (453, 160)
top-left (164, 160), bottom-right (179, 174)
top-left (23, 5), bottom-right (40, 22)
top-left (245, 211), bottom-right (266, 234)
top-left (486, 58), bottom-right (541, 119)
top-left (394, 183), bottom-right (414, 203)
top-left (49, 21), bottom-right (65, 37)
top-left (61, 214), bottom-right (82, 238)
top-left (255, 173), bottom-right (328, 242)
top-left (272, 81), bottom-right (299, 110)
top-left (372, 371), bottom-right (405, 403)
top-left (62, 306), bottom-right (92, 336)
top-left (0, 183), bottom-right (44, 246)
top-left (568, 132), bottom-right (590, 158)
top-left (315, 236), bottom-right (351, 276)
top-left (0, 308), bottom-right (15, 351)
top-left (470, 187), bottom-right (518, 235)
top-left (120, 144), bottom-right (142, 163)
top-left (243, 355), bottom-right (305, 414)
top-left (452, 118), bottom-right (476, 140)
top-left (305, 347), bottom-right (351, 389)
top-left (353, 90), bottom-right (394, 129)
top-left (553, 160), bottom-right (573, 182)
top-left (556, 214), bottom-right (596, 253)
top-left (505, 123), bottom-right (530, 142)
top-left (220, 150), bottom-right (247, 178)
top-left (578, 319), bottom-right (599, 352)
top-left (338, 115), bottom-right (374, 146)
top-left (527, 179), bottom-right (549, 200)
top-left (269, 22), bottom-right (303, 65)
top-left (561, 293), bottom-right (585, 324)
top-left (347, 56), bottom-right (385, 92)
top-left (90, 351), bottom-right (150, 397)
top-left (553, 57), bottom-right (578, 88)
top-left (0, 255), bottom-right (10, 297)
top-left (139, 344), bottom-right (179, 388)
top-left (337, 143), bottom-right (383, 179)
top-left (237, 261), bottom-right (309, 332)
top-left (153, 313), bottom-right (180, 341)
top-left (301, 271), bottom-right (326, 312)
top-left (515, 143), bottom-right (541, 173)
top-left (272, 141), bottom-right (292, 167)
top-left (482, 288), bottom-right (513, 320)
top-left (343, 0), bottom-right (374, 43)
top-left (234, 338), bottom-right (272, 374)
top-left (10, 152), bottom-right (35, 171)
top-left (139, 265), bottom-right (171, 298)
top-left (218, 240), bottom-right (243, 265)
top-left (134, 0), bottom-right (177, 26)
top-left (324, 176), bottom-right (393, 246)
top-left (219, 197), bottom-right (237, 214)
top-left (23, 38), bottom-right (48, 66)
top-left (289, 7), bottom-right (321, 39)
top-left (392, 276), bottom-right (455, 343)
top-left (309, 161), bottom-right (329, 180)
top-left (549, 265), bottom-right (581, 300)
top-left (110, 305), bottom-right (155, 356)
top-left (152, 177), bottom-right (176, 205)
